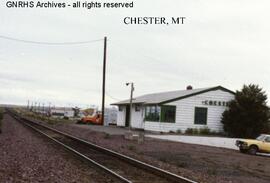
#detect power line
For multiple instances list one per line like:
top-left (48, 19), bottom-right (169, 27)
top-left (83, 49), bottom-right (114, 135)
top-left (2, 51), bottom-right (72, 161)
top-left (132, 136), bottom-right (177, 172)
top-left (0, 35), bottom-right (103, 45)
top-left (105, 91), bottom-right (122, 101)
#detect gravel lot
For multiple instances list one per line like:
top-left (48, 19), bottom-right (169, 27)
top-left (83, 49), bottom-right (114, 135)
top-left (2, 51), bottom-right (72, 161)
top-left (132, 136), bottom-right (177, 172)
top-left (52, 123), bottom-right (270, 183)
top-left (0, 114), bottom-right (116, 183)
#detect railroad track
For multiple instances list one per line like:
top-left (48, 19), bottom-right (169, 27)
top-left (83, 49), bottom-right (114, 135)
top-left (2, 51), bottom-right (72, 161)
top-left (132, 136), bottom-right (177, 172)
top-left (7, 110), bottom-right (197, 183)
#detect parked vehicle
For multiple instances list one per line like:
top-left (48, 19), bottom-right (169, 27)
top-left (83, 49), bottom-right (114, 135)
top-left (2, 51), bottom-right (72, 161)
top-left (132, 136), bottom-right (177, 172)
top-left (236, 134), bottom-right (270, 155)
top-left (77, 112), bottom-right (102, 125)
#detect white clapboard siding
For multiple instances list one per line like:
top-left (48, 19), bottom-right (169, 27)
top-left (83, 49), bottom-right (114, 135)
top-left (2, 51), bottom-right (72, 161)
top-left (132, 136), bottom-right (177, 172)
top-left (144, 89), bottom-right (234, 132)
top-left (117, 106), bottom-right (144, 129)
top-left (117, 107), bottom-right (126, 126)
top-left (130, 105), bottom-right (144, 129)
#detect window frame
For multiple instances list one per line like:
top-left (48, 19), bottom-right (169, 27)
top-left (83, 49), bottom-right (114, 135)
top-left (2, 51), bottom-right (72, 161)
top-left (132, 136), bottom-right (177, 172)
top-left (144, 105), bottom-right (160, 122)
top-left (144, 105), bottom-right (176, 123)
top-left (160, 105), bottom-right (176, 123)
top-left (194, 107), bottom-right (208, 125)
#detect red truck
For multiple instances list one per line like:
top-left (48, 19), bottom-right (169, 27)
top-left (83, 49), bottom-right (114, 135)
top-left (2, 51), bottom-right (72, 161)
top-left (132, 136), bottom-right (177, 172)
top-left (77, 112), bottom-right (102, 125)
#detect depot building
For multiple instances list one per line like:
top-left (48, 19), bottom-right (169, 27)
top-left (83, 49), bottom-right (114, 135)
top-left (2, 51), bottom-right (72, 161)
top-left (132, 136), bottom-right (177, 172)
top-left (112, 86), bottom-right (235, 132)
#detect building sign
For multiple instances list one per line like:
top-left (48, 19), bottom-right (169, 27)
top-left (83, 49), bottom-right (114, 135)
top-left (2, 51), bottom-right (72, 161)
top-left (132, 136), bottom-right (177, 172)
top-left (202, 100), bottom-right (229, 107)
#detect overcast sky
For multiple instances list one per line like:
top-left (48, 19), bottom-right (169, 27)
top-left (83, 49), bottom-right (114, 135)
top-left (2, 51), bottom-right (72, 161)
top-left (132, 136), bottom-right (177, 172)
top-left (1, 0), bottom-right (270, 108)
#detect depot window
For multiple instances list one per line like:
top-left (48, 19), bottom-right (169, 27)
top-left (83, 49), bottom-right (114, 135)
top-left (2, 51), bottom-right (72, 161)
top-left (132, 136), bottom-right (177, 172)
top-left (145, 106), bottom-right (160, 121)
top-left (160, 106), bottom-right (176, 123)
top-left (145, 105), bottom-right (176, 123)
top-left (194, 107), bottom-right (207, 125)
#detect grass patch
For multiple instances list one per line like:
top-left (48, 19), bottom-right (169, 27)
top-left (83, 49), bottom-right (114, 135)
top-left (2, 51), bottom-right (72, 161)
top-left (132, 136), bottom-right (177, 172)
top-left (127, 145), bottom-right (136, 151)
top-left (207, 168), bottom-right (217, 175)
top-left (104, 133), bottom-right (111, 139)
top-left (177, 162), bottom-right (188, 168)
top-left (17, 109), bottom-right (75, 125)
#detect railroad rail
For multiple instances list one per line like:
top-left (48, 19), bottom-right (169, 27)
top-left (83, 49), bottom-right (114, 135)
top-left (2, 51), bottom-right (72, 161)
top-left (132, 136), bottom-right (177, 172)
top-left (7, 109), bottom-right (197, 183)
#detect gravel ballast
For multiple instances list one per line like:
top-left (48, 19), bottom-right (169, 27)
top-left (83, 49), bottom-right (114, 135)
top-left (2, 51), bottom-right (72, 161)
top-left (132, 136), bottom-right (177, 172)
top-left (0, 114), bottom-right (116, 183)
top-left (53, 123), bottom-right (270, 183)
top-left (15, 112), bottom-right (270, 183)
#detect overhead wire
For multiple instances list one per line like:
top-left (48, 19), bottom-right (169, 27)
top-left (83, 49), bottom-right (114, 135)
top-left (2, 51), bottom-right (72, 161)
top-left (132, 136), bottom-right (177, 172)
top-left (0, 35), bottom-right (123, 103)
top-left (0, 35), bottom-right (104, 45)
top-left (105, 91), bottom-right (122, 102)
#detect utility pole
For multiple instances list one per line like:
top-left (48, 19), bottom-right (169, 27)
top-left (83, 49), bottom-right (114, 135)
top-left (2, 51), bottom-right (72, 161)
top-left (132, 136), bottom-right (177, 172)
top-left (48, 102), bottom-right (51, 117)
top-left (42, 103), bottom-right (45, 116)
top-left (101, 36), bottom-right (107, 126)
top-left (34, 102), bottom-right (37, 112)
top-left (126, 82), bottom-right (134, 131)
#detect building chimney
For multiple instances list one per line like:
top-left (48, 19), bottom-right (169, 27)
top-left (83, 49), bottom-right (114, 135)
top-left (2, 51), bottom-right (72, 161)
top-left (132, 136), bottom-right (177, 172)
top-left (186, 85), bottom-right (193, 90)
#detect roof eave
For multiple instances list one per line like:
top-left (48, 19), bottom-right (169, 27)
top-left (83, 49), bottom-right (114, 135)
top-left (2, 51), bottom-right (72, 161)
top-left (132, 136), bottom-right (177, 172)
top-left (111, 102), bottom-right (145, 106)
top-left (159, 86), bottom-right (235, 105)
top-left (111, 86), bottom-right (235, 106)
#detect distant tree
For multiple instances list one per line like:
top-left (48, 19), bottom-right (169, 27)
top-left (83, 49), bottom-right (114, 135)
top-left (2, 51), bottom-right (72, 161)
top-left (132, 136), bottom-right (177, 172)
top-left (221, 84), bottom-right (270, 138)
top-left (72, 107), bottom-right (80, 117)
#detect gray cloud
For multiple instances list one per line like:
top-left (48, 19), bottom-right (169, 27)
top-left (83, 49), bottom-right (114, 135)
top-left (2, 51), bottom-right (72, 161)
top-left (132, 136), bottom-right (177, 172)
top-left (0, 0), bottom-right (270, 106)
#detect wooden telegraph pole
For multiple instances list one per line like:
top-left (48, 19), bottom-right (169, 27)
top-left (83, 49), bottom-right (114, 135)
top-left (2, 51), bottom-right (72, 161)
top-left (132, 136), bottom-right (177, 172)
top-left (101, 36), bottom-right (107, 126)
top-left (128, 82), bottom-right (134, 131)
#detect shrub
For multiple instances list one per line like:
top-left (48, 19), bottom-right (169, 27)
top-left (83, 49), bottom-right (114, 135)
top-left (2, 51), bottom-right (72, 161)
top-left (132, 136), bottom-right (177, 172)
top-left (199, 127), bottom-right (211, 135)
top-left (193, 128), bottom-right (199, 135)
top-left (185, 128), bottom-right (199, 135)
top-left (63, 116), bottom-right (69, 120)
top-left (176, 129), bottom-right (182, 134)
top-left (185, 128), bottom-right (193, 134)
